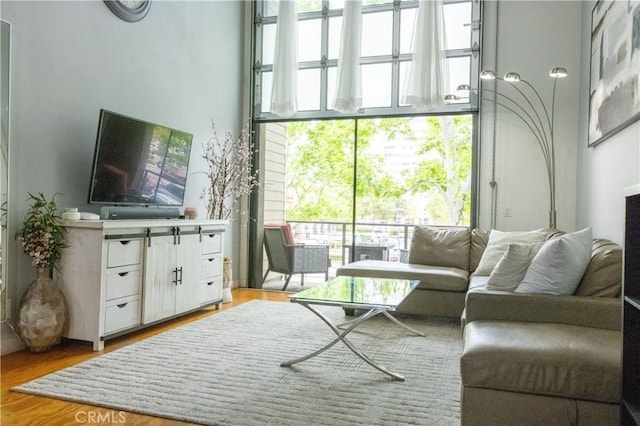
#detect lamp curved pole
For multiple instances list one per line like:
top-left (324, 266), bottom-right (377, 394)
top-left (482, 87), bottom-right (550, 161)
top-left (517, 77), bottom-right (559, 228)
top-left (522, 75), bottom-right (557, 229)
top-left (520, 79), bottom-right (553, 142)
top-left (462, 85), bottom-right (552, 170)
top-left (477, 69), bottom-right (561, 229)
top-left (501, 78), bottom-right (558, 227)
top-left (549, 78), bottom-right (559, 226)
top-left (480, 93), bottom-right (555, 224)
top-left (498, 78), bottom-right (553, 147)
top-left (491, 98), bottom-right (554, 185)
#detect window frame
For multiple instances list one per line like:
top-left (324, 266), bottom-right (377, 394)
top-left (252, 0), bottom-right (482, 121)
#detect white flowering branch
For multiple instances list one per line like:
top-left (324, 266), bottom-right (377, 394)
top-left (201, 120), bottom-right (259, 220)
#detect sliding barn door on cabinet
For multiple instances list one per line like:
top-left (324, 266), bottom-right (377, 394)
top-left (143, 233), bottom-right (201, 324)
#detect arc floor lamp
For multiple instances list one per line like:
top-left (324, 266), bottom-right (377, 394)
top-left (449, 67), bottom-right (568, 229)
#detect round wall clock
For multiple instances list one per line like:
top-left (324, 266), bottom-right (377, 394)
top-left (104, 0), bottom-right (151, 23)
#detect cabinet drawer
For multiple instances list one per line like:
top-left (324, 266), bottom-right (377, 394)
top-left (202, 233), bottom-right (222, 255)
top-left (201, 256), bottom-right (221, 279)
top-left (201, 279), bottom-right (222, 304)
top-left (106, 268), bottom-right (141, 301)
top-left (104, 298), bottom-right (140, 334)
top-left (107, 239), bottom-right (142, 267)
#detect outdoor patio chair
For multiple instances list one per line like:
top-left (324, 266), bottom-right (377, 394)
top-left (262, 223), bottom-right (330, 291)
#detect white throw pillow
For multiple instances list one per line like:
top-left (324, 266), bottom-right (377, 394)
top-left (474, 229), bottom-right (548, 276)
top-left (486, 243), bottom-right (543, 292)
top-left (515, 227), bottom-right (593, 295)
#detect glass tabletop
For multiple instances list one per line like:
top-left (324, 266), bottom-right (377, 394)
top-left (289, 275), bottom-right (418, 310)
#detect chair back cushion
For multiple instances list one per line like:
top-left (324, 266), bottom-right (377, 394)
top-left (282, 223), bottom-right (295, 244)
top-left (264, 222), bottom-right (295, 244)
top-left (263, 225), bottom-right (293, 272)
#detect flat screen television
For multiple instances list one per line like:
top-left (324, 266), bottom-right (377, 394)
top-left (88, 109), bottom-right (193, 207)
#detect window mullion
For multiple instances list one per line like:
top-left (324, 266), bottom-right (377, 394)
top-left (446, 48), bottom-right (476, 58)
top-left (361, 2), bottom-right (395, 14)
top-left (254, 2), bottom-right (264, 114)
top-left (320, 0), bottom-right (329, 112)
top-left (391, 0), bottom-right (401, 108)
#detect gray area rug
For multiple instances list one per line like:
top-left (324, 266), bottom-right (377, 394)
top-left (261, 273), bottom-right (328, 293)
top-left (13, 300), bottom-right (462, 425)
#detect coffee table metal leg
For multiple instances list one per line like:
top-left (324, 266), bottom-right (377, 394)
top-left (280, 303), bottom-right (405, 381)
top-left (381, 311), bottom-right (426, 337)
top-left (336, 311), bottom-right (427, 338)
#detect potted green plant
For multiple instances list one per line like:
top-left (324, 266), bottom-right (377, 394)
top-left (15, 192), bottom-right (68, 352)
top-left (201, 120), bottom-right (259, 303)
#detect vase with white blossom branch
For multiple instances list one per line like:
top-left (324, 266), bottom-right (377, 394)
top-left (201, 120), bottom-right (259, 221)
top-left (201, 120), bottom-right (258, 303)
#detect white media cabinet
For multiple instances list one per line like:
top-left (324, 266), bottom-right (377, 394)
top-left (57, 219), bottom-right (227, 351)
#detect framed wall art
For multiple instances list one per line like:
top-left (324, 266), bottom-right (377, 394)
top-left (588, 0), bottom-right (640, 147)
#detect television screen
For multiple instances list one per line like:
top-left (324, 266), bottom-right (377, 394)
top-left (88, 110), bottom-right (193, 206)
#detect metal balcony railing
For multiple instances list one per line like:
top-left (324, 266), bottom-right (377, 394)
top-left (261, 220), bottom-right (465, 291)
top-left (286, 220), bottom-right (415, 265)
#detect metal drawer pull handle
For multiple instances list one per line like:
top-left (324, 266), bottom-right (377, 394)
top-left (118, 272), bottom-right (129, 277)
top-left (207, 282), bottom-right (214, 286)
top-left (116, 303), bottom-right (128, 308)
top-left (120, 240), bottom-right (131, 245)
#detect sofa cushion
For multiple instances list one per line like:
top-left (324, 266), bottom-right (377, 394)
top-left (469, 228), bottom-right (490, 273)
top-left (336, 260), bottom-right (469, 292)
top-left (409, 226), bottom-right (470, 270)
top-left (461, 321), bottom-right (621, 404)
top-left (474, 229), bottom-right (548, 276)
top-left (468, 275), bottom-right (489, 292)
top-left (575, 239), bottom-right (622, 297)
top-left (516, 228), bottom-right (592, 295)
top-left (486, 243), bottom-right (543, 292)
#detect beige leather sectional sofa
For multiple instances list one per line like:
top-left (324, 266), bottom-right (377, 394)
top-left (336, 226), bottom-right (623, 425)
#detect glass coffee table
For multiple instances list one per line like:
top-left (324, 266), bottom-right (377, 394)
top-left (280, 275), bottom-right (424, 381)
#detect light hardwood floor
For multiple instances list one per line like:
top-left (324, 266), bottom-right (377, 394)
top-left (1, 289), bottom-right (289, 426)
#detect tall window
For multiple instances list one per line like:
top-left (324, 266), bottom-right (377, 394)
top-left (250, 0), bottom-right (482, 287)
top-left (257, 114), bottom-right (474, 287)
top-left (253, 0), bottom-right (481, 119)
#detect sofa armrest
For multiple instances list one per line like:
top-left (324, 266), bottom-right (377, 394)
top-left (464, 290), bottom-right (621, 331)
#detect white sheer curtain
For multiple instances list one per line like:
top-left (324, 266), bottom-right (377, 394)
top-left (333, 0), bottom-right (362, 113)
top-left (401, 0), bottom-right (448, 110)
top-left (270, 0), bottom-right (298, 117)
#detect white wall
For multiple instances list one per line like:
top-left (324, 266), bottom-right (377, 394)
top-left (2, 1), bottom-right (245, 321)
top-left (576, 1), bottom-right (640, 245)
top-left (479, 0), bottom-right (639, 242)
top-left (479, 1), bottom-right (582, 233)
